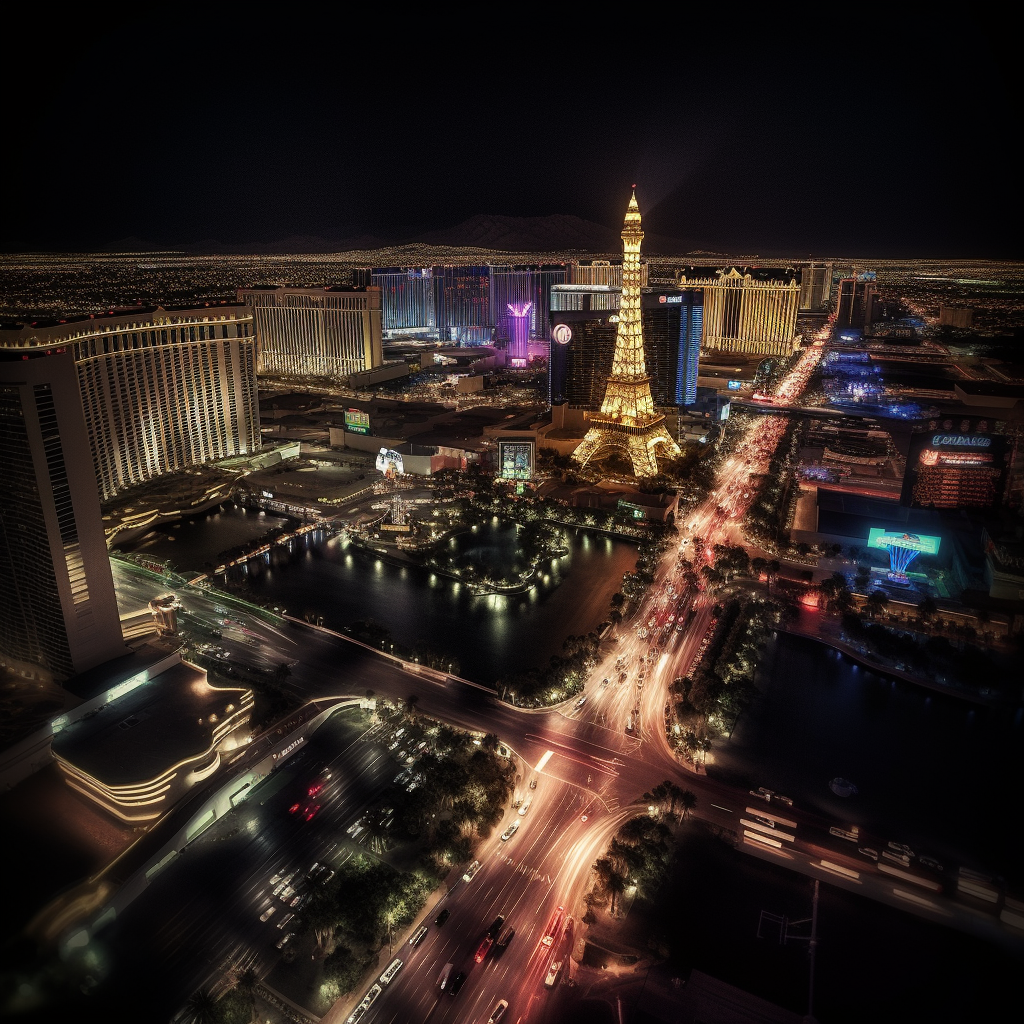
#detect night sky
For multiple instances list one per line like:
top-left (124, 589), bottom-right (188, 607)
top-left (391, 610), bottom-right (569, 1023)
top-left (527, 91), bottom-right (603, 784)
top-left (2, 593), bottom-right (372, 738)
top-left (7, 11), bottom-right (1017, 257)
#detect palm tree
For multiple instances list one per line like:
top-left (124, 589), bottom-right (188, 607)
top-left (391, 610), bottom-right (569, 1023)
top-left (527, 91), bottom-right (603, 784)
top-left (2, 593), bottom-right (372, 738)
top-left (607, 870), bottom-right (628, 916)
top-left (236, 967), bottom-right (258, 1023)
top-left (184, 989), bottom-right (218, 1024)
top-left (678, 789), bottom-right (697, 821)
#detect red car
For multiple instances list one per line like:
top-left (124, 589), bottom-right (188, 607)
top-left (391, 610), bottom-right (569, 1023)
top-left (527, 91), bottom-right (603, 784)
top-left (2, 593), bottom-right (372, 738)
top-left (474, 935), bottom-right (493, 963)
top-left (541, 906), bottom-right (565, 947)
top-left (303, 804), bottom-right (321, 821)
top-left (288, 803), bottom-right (301, 815)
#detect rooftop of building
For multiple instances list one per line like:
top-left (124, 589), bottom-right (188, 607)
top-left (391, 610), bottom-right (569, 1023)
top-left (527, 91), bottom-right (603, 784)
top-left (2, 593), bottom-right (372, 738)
top-left (63, 640), bottom-right (182, 704)
top-left (0, 301), bottom-right (249, 337)
top-left (52, 659), bottom-right (250, 788)
top-left (679, 265), bottom-right (800, 284)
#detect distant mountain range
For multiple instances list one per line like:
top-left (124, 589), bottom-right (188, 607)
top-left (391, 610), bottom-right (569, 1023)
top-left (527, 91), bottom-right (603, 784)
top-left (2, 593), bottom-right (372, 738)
top-left (101, 214), bottom-right (725, 258)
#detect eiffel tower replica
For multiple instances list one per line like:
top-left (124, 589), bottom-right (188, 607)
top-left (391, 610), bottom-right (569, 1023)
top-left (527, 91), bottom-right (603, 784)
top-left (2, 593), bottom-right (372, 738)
top-left (572, 191), bottom-right (680, 477)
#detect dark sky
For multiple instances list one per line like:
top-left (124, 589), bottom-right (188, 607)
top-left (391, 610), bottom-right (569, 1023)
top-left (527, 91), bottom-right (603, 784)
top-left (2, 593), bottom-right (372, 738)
top-left (6, 10), bottom-right (1017, 257)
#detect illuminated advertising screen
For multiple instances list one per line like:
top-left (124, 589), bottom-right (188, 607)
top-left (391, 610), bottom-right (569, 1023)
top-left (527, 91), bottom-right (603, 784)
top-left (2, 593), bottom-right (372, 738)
top-left (375, 448), bottom-right (404, 478)
top-left (497, 439), bottom-right (534, 481)
top-left (345, 408), bottom-right (370, 434)
top-left (727, 380), bottom-right (743, 390)
top-left (867, 529), bottom-right (941, 556)
top-left (900, 417), bottom-right (1009, 510)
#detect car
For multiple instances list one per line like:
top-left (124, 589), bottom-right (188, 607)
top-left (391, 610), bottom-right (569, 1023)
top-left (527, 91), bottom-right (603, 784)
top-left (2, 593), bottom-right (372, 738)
top-left (270, 872), bottom-right (283, 885)
top-left (409, 925), bottom-right (429, 947)
top-left (474, 935), bottom-right (494, 963)
top-left (920, 856), bottom-right (944, 872)
top-left (888, 841), bottom-right (915, 858)
top-left (406, 781), bottom-right (419, 792)
top-left (290, 894), bottom-right (305, 909)
top-left (529, 778), bottom-right (537, 789)
top-left (282, 872), bottom-right (296, 885)
top-left (463, 860), bottom-right (481, 882)
top-left (574, 696), bottom-right (587, 709)
top-left (518, 798), bottom-right (532, 817)
top-left (857, 847), bottom-right (879, 862)
top-left (487, 999), bottom-right (509, 1023)
top-left (281, 885), bottom-right (296, 900)
top-left (438, 963), bottom-right (454, 990)
top-left (448, 970), bottom-right (466, 996)
top-left (544, 960), bottom-right (563, 988)
top-left (346, 984), bottom-right (381, 1023)
top-left (495, 926), bottom-right (515, 952)
top-left (541, 906), bottom-right (565, 946)
top-left (288, 803), bottom-right (301, 815)
top-left (434, 908), bottom-right (450, 926)
top-left (500, 822), bottom-right (519, 842)
top-left (278, 912), bottom-right (295, 929)
top-left (260, 906), bottom-right (277, 922)
top-left (273, 882), bottom-right (286, 896)
top-left (303, 804), bottom-right (321, 821)
top-left (379, 957), bottom-right (403, 986)
top-left (276, 932), bottom-right (295, 949)
top-left (307, 782), bottom-right (324, 797)
top-left (487, 915), bottom-right (505, 939)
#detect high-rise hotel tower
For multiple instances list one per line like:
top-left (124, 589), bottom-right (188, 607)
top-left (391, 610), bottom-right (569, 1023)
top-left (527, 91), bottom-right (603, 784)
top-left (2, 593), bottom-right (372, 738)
top-left (0, 349), bottom-right (127, 681)
top-left (0, 305), bottom-right (260, 502)
top-left (677, 266), bottom-right (800, 357)
top-left (241, 286), bottom-right (384, 379)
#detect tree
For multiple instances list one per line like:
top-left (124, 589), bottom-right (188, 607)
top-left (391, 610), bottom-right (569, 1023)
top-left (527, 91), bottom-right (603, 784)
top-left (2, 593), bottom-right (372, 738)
top-left (918, 597), bottom-right (938, 622)
top-left (677, 789), bottom-right (697, 820)
top-left (865, 590), bottom-right (889, 619)
top-left (235, 967), bottom-right (258, 1024)
top-left (765, 560), bottom-right (781, 595)
top-left (607, 869), bottom-right (628, 915)
top-left (185, 990), bottom-right (218, 1024)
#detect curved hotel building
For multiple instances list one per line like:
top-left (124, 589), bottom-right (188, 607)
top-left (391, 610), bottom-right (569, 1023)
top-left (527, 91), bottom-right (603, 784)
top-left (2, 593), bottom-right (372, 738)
top-left (0, 305), bottom-right (260, 501)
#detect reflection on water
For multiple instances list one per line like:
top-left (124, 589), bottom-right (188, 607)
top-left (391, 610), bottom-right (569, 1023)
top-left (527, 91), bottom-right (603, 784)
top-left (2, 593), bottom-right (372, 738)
top-left (237, 525), bottom-right (636, 683)
top-left (118, 504), bottom-right (290, 570)
top-left (715, 631), bottom-right (1024, 873)
top-left (140, 509), bottom-right (637, 686)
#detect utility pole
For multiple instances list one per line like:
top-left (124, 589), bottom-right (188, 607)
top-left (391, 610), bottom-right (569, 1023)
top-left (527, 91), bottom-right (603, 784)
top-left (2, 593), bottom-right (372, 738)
top-left (808, 879), bottom-right (819, 1020)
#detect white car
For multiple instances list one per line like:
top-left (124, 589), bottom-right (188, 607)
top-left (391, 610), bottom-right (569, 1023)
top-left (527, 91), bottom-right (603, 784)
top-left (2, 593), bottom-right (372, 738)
top-left (276, 932), bottom-right (295, 949)
top-left (260, 906), bottom-right (277, 922)
top-left (518, 798), bottom-right (532, 817)
top-left (500, 822), bottom-right (520, 841)
top-left (463, 860), bottom-right (481, 882)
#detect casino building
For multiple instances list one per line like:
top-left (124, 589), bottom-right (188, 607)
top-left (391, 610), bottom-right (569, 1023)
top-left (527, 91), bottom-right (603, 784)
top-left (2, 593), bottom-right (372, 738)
top-left (677, 266), bottom-right (800, 357)
top-left (548, 286), bottom-right (702, 409)
top-left (240, 285), bottom-right (384, 380)
top-left (0, 305), bottom-right (261, 502)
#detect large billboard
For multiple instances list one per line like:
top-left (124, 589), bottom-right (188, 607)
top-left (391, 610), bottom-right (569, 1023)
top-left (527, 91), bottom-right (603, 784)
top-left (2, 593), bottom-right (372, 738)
top-left (867, 529), bottom-right (941, 556)
top-left (901, 417), bottom-right (1010, 510)
top-left (497, 439), bottom-right (535, 481)
top-left (345, 408), bottom-right (370, 434)
top-left (375, 448), bottom-right (404, 478)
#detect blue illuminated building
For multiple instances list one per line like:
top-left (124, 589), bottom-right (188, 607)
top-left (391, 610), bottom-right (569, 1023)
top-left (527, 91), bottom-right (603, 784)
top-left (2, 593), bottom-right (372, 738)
top-left (641, 287), bottom-right (703, 407)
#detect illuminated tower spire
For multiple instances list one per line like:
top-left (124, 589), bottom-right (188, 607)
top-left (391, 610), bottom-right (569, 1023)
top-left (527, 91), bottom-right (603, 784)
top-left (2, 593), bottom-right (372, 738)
top-left (572, 192), bottom-right (680, 477)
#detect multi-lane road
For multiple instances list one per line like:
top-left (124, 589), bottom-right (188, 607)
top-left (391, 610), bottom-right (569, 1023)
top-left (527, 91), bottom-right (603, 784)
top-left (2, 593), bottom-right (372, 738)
top-left (95, 341), bottom-right (1021, 1023)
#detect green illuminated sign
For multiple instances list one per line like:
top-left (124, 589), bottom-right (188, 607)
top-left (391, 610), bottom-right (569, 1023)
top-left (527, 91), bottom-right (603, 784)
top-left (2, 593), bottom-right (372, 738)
top-left (866, 529), bottom-right (940, 555)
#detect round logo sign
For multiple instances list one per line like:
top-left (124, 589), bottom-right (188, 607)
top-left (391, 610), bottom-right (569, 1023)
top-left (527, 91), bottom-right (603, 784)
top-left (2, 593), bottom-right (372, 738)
top-left (552, 324), bottom-right (572, 345)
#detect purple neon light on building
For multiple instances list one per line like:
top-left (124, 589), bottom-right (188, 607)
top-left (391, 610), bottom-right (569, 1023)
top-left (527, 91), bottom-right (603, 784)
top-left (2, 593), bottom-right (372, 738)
top-left (506, 302), bottom-right (531, 364)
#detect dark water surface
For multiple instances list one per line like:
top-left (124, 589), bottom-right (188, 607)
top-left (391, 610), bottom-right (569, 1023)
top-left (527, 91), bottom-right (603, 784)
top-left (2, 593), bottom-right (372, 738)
top-left (128, 508), bottom-right (639, 685)
top-left (713, 631), bottom-right (1024, 874)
